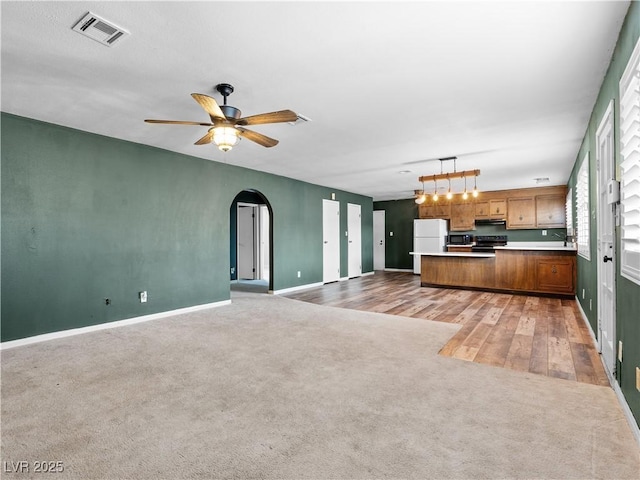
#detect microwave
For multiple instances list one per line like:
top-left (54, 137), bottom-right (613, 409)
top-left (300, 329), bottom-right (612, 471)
top-left (447, 234), bottom-right (472, 245)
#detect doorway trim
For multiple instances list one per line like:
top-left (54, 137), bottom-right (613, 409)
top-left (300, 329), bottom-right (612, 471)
top-left (595, 99), bottom-right (616, 376)
top-left (231, 190), bottom-right (274, 292)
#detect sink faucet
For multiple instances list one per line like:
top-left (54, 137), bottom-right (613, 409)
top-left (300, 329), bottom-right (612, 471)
top-left (552, 232), bottom-right (567, 246)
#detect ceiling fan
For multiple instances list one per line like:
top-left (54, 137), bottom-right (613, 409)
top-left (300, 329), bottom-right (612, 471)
top-left (145, 83), bottom-right (297, 152)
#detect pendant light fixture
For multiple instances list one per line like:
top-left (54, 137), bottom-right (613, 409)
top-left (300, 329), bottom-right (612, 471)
top-left (417, 157), bottom-right (480, 202)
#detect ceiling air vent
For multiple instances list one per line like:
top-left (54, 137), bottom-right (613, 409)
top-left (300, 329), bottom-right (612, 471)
top-left (72, 12), bottom-right (129, 47)
top-left (534, 177), bottom-right (550, 184)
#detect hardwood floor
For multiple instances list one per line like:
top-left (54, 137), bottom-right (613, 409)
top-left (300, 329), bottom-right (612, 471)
top-left (284, 271), bottom-right (609, 386)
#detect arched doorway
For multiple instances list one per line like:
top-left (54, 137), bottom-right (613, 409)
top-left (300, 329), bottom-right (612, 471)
top-left (230, 190), bottom-right (273, 293)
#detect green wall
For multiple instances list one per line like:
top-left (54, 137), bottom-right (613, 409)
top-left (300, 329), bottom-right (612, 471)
top-left (567, 1), bottom-right (639, 428)
top-left (1, 113), bottom-right (373, 341)
top-left (373, 198), bottom-right (567, 270)
top-left (374, 199), bottom-right (418, 270)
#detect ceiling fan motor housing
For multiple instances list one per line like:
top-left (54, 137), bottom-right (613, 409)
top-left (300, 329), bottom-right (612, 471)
top-left (220, 105), bottom-right (241, 120)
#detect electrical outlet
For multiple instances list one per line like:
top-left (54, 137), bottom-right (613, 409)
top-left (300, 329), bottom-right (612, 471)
top-left (636, 367), bottom-right (640, 392)
top-left (389, 232), bottom-right (394, 237)
top-left (105, 298), bottom-right (111, 306)
top-left (618, 341), bottom-right (623, 362)
top-left (139, 291), bottom-right (147, 303)
top-left (582, 289), bottom-right (585, 299)
top-left (542, 230), bottom-right (547, 236)
top-left (230, 267), bottom-right (235, 275)
top-left (297, 271), bottom-right (301, 278)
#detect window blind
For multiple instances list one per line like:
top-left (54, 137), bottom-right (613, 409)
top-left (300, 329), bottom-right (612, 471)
top-left (576, 154), bottom-right (590, 260)
top-left (566, 188), bottom-right (574, 237)
top-left (619, 38), bottom-right (640, 285)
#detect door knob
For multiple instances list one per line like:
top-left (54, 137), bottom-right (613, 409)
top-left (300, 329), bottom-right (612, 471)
top-left (324, 241), bottom-right (328, 244)
top-left (603, 255), bottom-right (613, 262)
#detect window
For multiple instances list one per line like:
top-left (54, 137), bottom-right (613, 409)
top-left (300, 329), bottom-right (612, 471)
top-left (565, 188), bottom-right (574, 238)
top-left (619, 38), bottom-right (640, 285)
top-left (576, 153), bottom-right (590, 260)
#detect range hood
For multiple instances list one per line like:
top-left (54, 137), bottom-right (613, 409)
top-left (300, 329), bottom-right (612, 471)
top-left (475, 218), bottom-right (507, 225)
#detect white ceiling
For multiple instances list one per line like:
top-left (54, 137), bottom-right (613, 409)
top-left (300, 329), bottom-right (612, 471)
top-left (1, 1), bottom-right (630, 201)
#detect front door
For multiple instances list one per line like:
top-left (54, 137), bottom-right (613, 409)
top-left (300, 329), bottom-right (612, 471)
top-left (596, 100), bottom-right (616, 375)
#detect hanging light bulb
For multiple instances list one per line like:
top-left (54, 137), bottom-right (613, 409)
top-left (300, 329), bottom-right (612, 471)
top-left (472, 174), bottom-right (479, 198)
top-left (446, 176), bottom-right (453, 200)
top-left (462, 175), bottom-right (469, 200)
top-left (432, 178), bottom-right (439, 202)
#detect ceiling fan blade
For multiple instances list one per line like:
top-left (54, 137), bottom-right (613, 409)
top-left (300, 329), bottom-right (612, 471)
top-left (191, 93), bottom-right (226, 121)
top-left (236, 110), bottom-right (298, 126)
top-left (145, 119), bottom-right (214, 126)
top-left (194, 130), bottom-right (213, 145)
top-left (237, 127), bottom-right (279, 148)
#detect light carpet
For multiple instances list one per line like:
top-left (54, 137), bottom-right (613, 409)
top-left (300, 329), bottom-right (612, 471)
top-left (1, 292), bottom-right (639, 479)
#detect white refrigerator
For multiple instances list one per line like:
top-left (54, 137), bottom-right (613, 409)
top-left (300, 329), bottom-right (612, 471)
top-left (413, 219), bottom-right (448, 274)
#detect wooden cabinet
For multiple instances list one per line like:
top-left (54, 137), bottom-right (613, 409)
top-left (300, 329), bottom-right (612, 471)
top-left (507, 197), bottom-right (536, 229)
top-left (447, 246), bottom-right (473, 252)
top-left (489, 199), bottom-right (507, 218)
top-left (475, 199), bottom-right (506, 221)
top-left (418, 199), bottom-right (449, 219)
top-left (536, 194), bottom-right (566, 228)
top-left (536, 256), bottom-right (574, 294)
top-left (420, 186), bottom-right (566, 229)
top-left (475, 201), bottom-right (490, 219)
top-left (450, 202), bottom-right (475, 231)
top-left (421, 249), bottom-right (576, 297)
top-left (433, 201), bottom-right (450, 219)
top-left (495, 250), bottom-right (575, 296)
top-left (418, 203), bottom-right (435, 219)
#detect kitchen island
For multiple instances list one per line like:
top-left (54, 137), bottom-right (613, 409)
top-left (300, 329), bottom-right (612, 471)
top-left (410, 245), bottom-right (577, 297)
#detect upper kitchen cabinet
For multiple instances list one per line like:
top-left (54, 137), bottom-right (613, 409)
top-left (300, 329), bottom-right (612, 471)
top-left (489, 199), bottom-right (507, 218)
top-left (450, 202), bottom-right (476, 231)
top-left (475, 199), bottom-right (506, 220)
top-left (536, 194), bottom-right (566, 228)
top-left (507, 197), bottom-right (536, 229)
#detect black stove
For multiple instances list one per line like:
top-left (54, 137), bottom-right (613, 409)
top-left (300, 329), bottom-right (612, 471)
top-left (471, 235), bottom-right (508, 252)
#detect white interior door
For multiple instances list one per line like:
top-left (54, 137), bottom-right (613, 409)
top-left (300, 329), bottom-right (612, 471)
top-left (596, 101), bottom-right (616, 374)
top-left (237, 205), bottom-right (257, 280)
top-left (259, 205), bottom-right (270, 281)
top-left (348, 203), bottom-right (362, 278)
top-left (373, 210), bottom-right (385, 270)
top-left (323, 199), bottom-right (340, 283)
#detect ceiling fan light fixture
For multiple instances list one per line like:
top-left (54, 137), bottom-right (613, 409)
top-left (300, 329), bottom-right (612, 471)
top-left (212, 126), bottom-right (240, 152)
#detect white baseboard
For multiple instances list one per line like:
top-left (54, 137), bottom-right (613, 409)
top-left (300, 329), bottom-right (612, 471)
top-left (575, 296), bottom-right (640, 447)
top-left (272, 282), bottom-right (324, 295)
top-left (0, 299), bottom-right (231, 351)
top-left (362, 271), bottom-right (375, 277)
top-left (384, 268), bottom-right (413, 273)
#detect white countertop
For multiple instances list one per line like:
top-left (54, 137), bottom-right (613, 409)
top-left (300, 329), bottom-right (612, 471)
top-left (495, 241), bottom-right (577, 252)
top-left (410, 251), bottom-right (495, 258)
